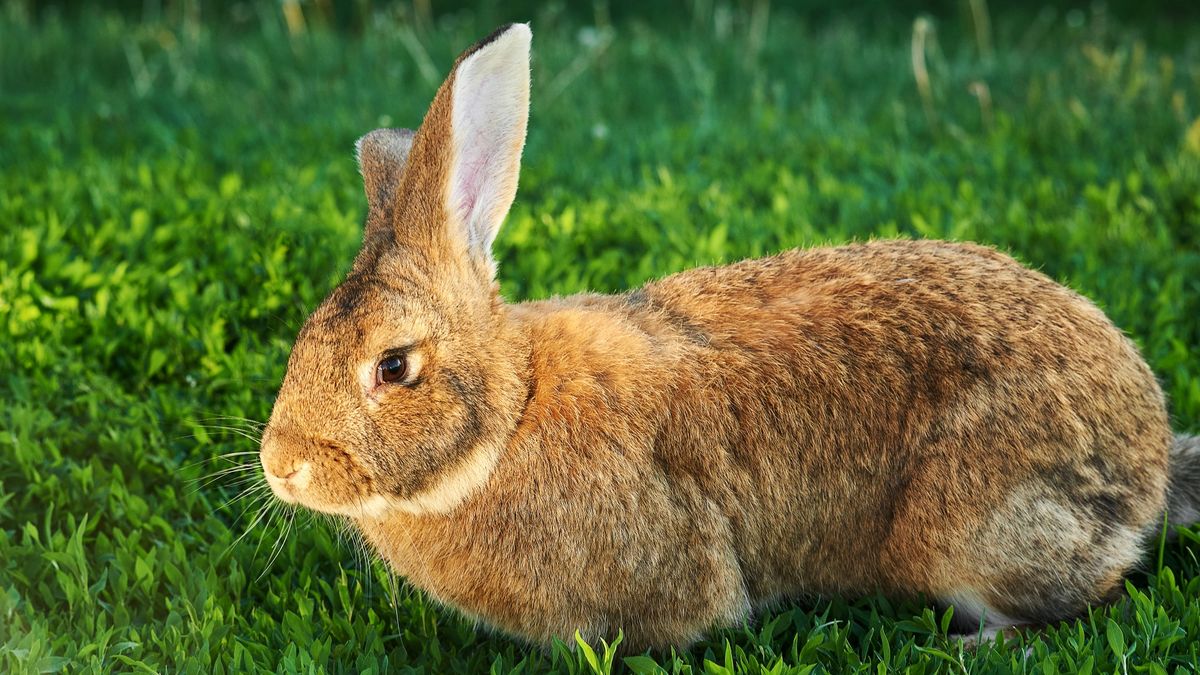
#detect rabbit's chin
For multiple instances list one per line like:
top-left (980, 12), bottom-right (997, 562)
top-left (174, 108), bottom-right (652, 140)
top-left (270, 485), bottom-right (399, 521)
top-left (261, 463), bottom-right (392, 518)
top-left (303, 494), bottom-right (396, 520)
top-left (271, 441), bottom-right (504, 521)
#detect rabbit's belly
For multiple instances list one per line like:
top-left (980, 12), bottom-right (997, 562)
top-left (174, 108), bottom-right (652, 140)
top-left (358, 490), bottom-right (757, 650)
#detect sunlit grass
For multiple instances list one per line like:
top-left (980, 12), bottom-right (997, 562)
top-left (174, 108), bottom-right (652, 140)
top-left (1, 1), bottom-right (1198, 672)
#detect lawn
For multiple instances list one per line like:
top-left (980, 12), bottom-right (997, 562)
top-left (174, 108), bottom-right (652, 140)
top-left (2, 1), bottom-right (1200, 672)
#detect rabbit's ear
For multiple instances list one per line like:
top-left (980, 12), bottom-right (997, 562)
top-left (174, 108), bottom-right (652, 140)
top-left (356, 128), bottom-right (415, 238)
top-left (441, 23), bottom-right (531, 272)
top-left (382, 24), bottom-right (530, 275)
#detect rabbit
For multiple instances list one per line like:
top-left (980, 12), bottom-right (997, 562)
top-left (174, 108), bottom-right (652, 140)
top-left (257, 23), bottom-right (1199, 651)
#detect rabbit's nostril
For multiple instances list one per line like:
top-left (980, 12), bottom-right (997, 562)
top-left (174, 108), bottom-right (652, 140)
top-left (263, 462), bottom-right (304, 483)
top-left (284, 461), bottom-right (312, 489)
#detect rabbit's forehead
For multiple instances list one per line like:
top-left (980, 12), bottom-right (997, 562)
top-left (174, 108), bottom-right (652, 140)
top-left (304, 274), bottom-right (436, 349)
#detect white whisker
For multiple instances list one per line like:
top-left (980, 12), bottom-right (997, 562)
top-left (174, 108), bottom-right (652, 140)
top-left (222, 494), bottom-right (276, 561)
top-left (177, 450), bottom-right (262, 472)
top-left (198, 415), bottom-right (267, 429)
top-left (194, 424), bottom-right (263, 444)
top-left (217, 481), bottom-right (272, 512)
top-left (230, 488), bottom-right (276, 531)
top-left (250, 500), bottom-right (284, 561)
top-left (193, 461), bottom-right (260, 483)
top-left (257, 506), bottom-right (295, 581)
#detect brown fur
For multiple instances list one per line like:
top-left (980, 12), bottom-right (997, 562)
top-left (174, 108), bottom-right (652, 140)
top-left (259, 25), bottom-right (1188, 651)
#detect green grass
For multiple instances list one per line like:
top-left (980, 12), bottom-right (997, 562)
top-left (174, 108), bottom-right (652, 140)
top-left (2, 1), bottom-right (1200, 672)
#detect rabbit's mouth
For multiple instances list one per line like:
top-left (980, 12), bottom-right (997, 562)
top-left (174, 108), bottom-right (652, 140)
top-left (258, 410), bottom-right (506, 519)
top-left (258, 427), bottom-right (392, 517)
top-left (261, 458), bottom-right (309, 504)
top-left (260, 454), bottom-right (396, 519)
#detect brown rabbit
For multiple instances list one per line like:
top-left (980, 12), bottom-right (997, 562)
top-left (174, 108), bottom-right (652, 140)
top-left (258, 23), bottom-right (1200, 650)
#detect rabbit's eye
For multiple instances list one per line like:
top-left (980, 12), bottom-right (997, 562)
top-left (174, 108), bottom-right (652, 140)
top-left (376, 355), bottom-right (408, 385)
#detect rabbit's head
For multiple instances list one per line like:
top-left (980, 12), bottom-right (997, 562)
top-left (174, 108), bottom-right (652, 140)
top-left (259, 24), bottom-right (531, 519)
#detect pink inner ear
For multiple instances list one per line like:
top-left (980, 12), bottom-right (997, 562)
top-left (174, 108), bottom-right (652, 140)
top-left (454, 145), bottom-right (492, 237)
top-left (452, 82), bottom-right (508, 249)
top-left (447, 24), bottom-right (529, 259)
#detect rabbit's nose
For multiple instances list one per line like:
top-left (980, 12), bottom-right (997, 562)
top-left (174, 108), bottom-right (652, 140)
top-left (283, 462), bottom-right (312, 489)
top-left (265, 461), bottom-right (311, 489)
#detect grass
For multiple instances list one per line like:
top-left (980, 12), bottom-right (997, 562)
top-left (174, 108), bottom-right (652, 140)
top-left (2, 1), bottom-right (1200, 672)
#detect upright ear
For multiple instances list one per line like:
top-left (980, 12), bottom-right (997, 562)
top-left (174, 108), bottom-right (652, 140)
top-left (444, 23), bottom-right (531, 273)
top-left (356, 128), bottom-right (415, 239)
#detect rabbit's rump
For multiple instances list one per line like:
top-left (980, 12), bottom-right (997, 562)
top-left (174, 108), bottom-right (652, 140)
top-left (631, 239), bottom-right (1171, 628)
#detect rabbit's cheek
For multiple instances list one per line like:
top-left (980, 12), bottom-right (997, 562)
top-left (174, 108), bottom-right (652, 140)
top-left (259, 426), bottom-right (378, 514)
top-left (299, 448), bottom-right (379, 512)
top-left (386, 440), bottom-right (502, 516)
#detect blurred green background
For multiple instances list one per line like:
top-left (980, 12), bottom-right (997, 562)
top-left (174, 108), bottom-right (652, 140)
top-left (2, 0), bottom-right (1199, 672)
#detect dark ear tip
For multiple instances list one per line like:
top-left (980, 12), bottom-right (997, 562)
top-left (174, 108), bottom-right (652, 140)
top-left (461, 22), bottom-right (531, 61)
top-left (356, 128), bottom-right (416, 168)
top-left (357, 128), bottom-right (416, 216)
